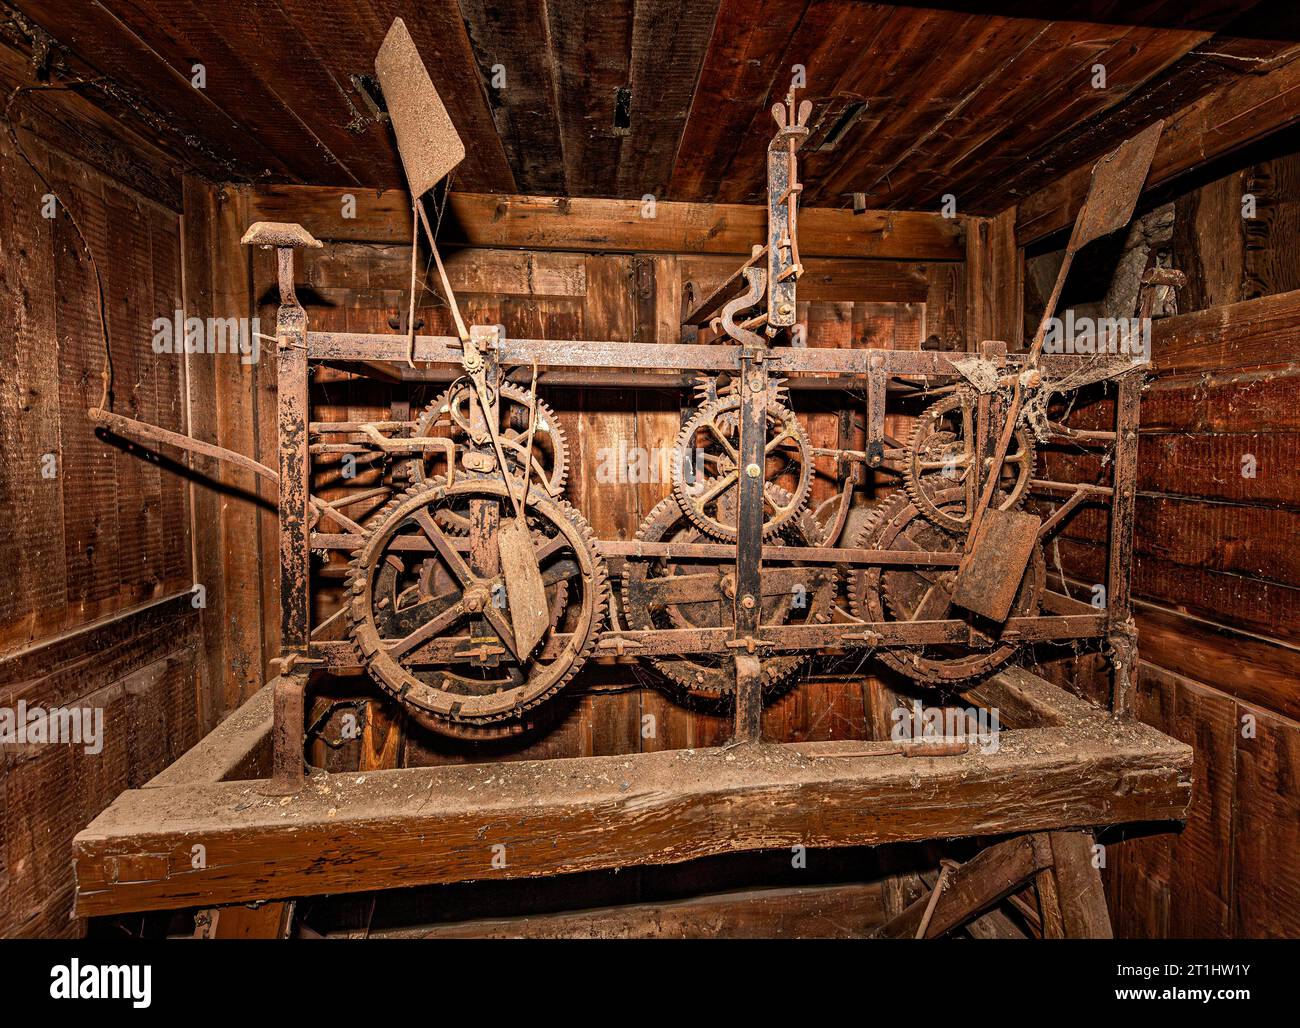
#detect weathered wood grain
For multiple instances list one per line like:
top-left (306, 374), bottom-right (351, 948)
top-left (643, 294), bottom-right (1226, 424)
top-left (72, 673), bottom-right (1191, 917)
top-left (249, 186), bottom-right (967, 260)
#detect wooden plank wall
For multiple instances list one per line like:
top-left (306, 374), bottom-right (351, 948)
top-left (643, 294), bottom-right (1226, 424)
top-left (245, 186), bottom-right (966, 766)
top-left (0, 52), bottom-right (213, 936)
top-left (1034, 149), bottom-right (1300, 938)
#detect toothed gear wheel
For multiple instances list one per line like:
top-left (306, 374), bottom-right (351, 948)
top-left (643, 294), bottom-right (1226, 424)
top-left (619, 491), bottom-right (837, 706)
top-left (692, 373), bottom-right (790, 412)
top-left (346, 478), bottom-right (607, 738)
top-left (904, 391), bottom-right (1036, 533)
top-left (846, 487), bottom-right (1045, 685)
top-left (671, 394), bottom-right (811, 542)
top-left (411, 379), bottom-right (570, 498)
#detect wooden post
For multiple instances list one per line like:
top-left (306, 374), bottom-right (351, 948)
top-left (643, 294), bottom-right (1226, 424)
top-left (1108, 372), bottom-right (1141, 715)
top-left (1036, 830), bottom-right (1113, 938)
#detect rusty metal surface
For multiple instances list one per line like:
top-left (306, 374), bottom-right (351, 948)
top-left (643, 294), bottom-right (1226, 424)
top-left (1068, 120), bottom-right (1164, 254)
top-left (951, 508), bottom-right (1043, 622)
top-left (497, 516), bottom-right (551, 656)
top-left (374, 17), bottom-right (465, 197)
top-left (88, 80), bottom-right (1146, 752)
top-left (240, 221), bottom-right (322, 249)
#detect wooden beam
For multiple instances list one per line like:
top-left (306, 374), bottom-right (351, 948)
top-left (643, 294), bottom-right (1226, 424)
top-left (72, 673), bottom-right (1190, 917)
top-left (1148, 287), bottom-right (1300, 376)
top-left (350, 882), bottom-right (885, 939)
top-left (873, 835), bottom-right (1048, 939)
top-left (1040, 830), bottom-right (1113, 939)
top-left (1017, 48), bottom-right (1300, 245)
top-left (965, 208), bottom-right (1021, 347)
top-left (140, 682), bottom-right (282, 938)
top-left (143, 683), bottom-right (274, 789)
top-left (248, 186), bottom-right (967, 261)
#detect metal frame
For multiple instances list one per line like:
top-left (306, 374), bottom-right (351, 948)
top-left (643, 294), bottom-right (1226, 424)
top-left (252, 93), bottom-right (1145, 771)
top-left (73, 89), bottom-right (1161, 929)
top-left (284, 326), bottom-right (1139, 750)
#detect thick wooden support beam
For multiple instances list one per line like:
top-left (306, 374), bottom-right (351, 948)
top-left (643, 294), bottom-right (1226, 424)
top-left (1017, 49), bottom-right (1300, 245)
top-left (1037, 831), bottom-right (1113, 939)
top-left (72, 674), bottom-right (1190, 917)
top-left (350, 882), bottom-right (886, 939)
top-left (874, 835), bottom-right (1047, 939)
top-left (1148, 287), bottom-right (1300, 376)
top-left (144, 684), bottom-right (274, 789)
top-left (140, 684), bottom-right (286, 937)
top-left (249, 187), bottom-right (966, 261)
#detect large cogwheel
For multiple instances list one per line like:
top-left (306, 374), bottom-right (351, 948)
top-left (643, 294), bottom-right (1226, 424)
top-left (670, 394), bottom-right (811, 542)
top-left (620, 493), bottom-right (837, 706)
top-left (904, 391), bottom-right (1036, 533)
top-left (847, 486), bottom-right (1045, 686)
top-left (410, 379), bottom-right (569, 497)
top-left (346, 478), bottom-right (607, 738)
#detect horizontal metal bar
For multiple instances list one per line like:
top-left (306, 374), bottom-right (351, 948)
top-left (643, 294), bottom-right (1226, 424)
top-left (312, 532), bottom-right (962, 566)
top-left (306, 332), bottom-right (1096, 378)
top-left (309, 612), bottom-right (1107, 665)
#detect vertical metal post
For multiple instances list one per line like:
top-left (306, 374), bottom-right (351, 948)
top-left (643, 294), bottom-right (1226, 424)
top-left (466, 325), bottom-right (502, 666)
top-left (732, 350), bottom-right (768, 743)
top-left (258, 670), bottom-right (307, 796)
top-left (972, 340), bottom-right (1007, 516)
top-left (276, 249), bottom-right (310, 654)
top-left (1108, 372), bottom-right (1141, 715)
top-left (766, 89), bottom-right (808, 330)
top-left (865, 352), bottom-right (886, 469)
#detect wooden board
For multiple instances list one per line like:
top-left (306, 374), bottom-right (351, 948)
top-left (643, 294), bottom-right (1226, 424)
top-left (72, 671), bottom-right (1191, 917)
top-left (1, 596), bottom-right (203, 937)
top-left (249, 186), bottom-right (967, 260)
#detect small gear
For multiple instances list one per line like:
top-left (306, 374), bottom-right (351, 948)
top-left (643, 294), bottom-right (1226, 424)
top-left (904, 392), bottom-right (1036, 532)
top-left (671, 394), bottom-right (812, 541)
top-left (692, 373), bottom-right (790, 412)
top-left (411, 379), bottom-right (570, 497)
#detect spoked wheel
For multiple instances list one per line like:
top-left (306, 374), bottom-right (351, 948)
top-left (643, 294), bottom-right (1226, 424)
top-left (347, 479), bottom-right (607, 737)
top-left (904, 392), bottom-right (1036, 533)
top-left (670, 395), bottom-right (812, 542)
top-left (847, 487), bottom-right (1045, 685)
top-left (620, 495), bottom-right (836, 707)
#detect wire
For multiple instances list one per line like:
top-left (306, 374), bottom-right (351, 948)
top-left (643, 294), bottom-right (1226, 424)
top-left (4, 81), bottom-right (114, 411)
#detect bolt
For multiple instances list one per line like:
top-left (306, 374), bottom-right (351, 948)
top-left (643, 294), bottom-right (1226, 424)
top-left (746, 463), bottom-right (761, 478)
top-left (741, 595), bottom-right (756, 609)
top-left (779, 303), bottom-right (793, 316)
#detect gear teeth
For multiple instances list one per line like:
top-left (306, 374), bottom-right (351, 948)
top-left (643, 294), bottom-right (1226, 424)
top-left (621, 492), bottom-right (835, 705)
top-left (904, 391), bottom-right (1037, 532)
top-left (846, 486), bottom-right (1045, 687)
top-left (411, 381), bottom-right (571, 498)
top-left (345, 478), bottom-right (607, 738)
top-left (693, 373), bottom-right (720, 407)
top-left (670, 395), bottom-right (812, 543)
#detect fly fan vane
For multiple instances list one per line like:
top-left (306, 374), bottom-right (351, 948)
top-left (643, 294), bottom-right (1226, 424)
top-left (374, 18), bottom-right (551, 659)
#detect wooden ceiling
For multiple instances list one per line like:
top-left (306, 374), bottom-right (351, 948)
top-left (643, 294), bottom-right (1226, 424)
top-left (7, 1), bottom-right (1300, 214)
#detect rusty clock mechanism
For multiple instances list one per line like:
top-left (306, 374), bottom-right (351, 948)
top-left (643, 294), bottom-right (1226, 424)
top-left (345, 473), bottom-right (607, 739)
top-left (83, 16), bottom-right (1163, 755)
